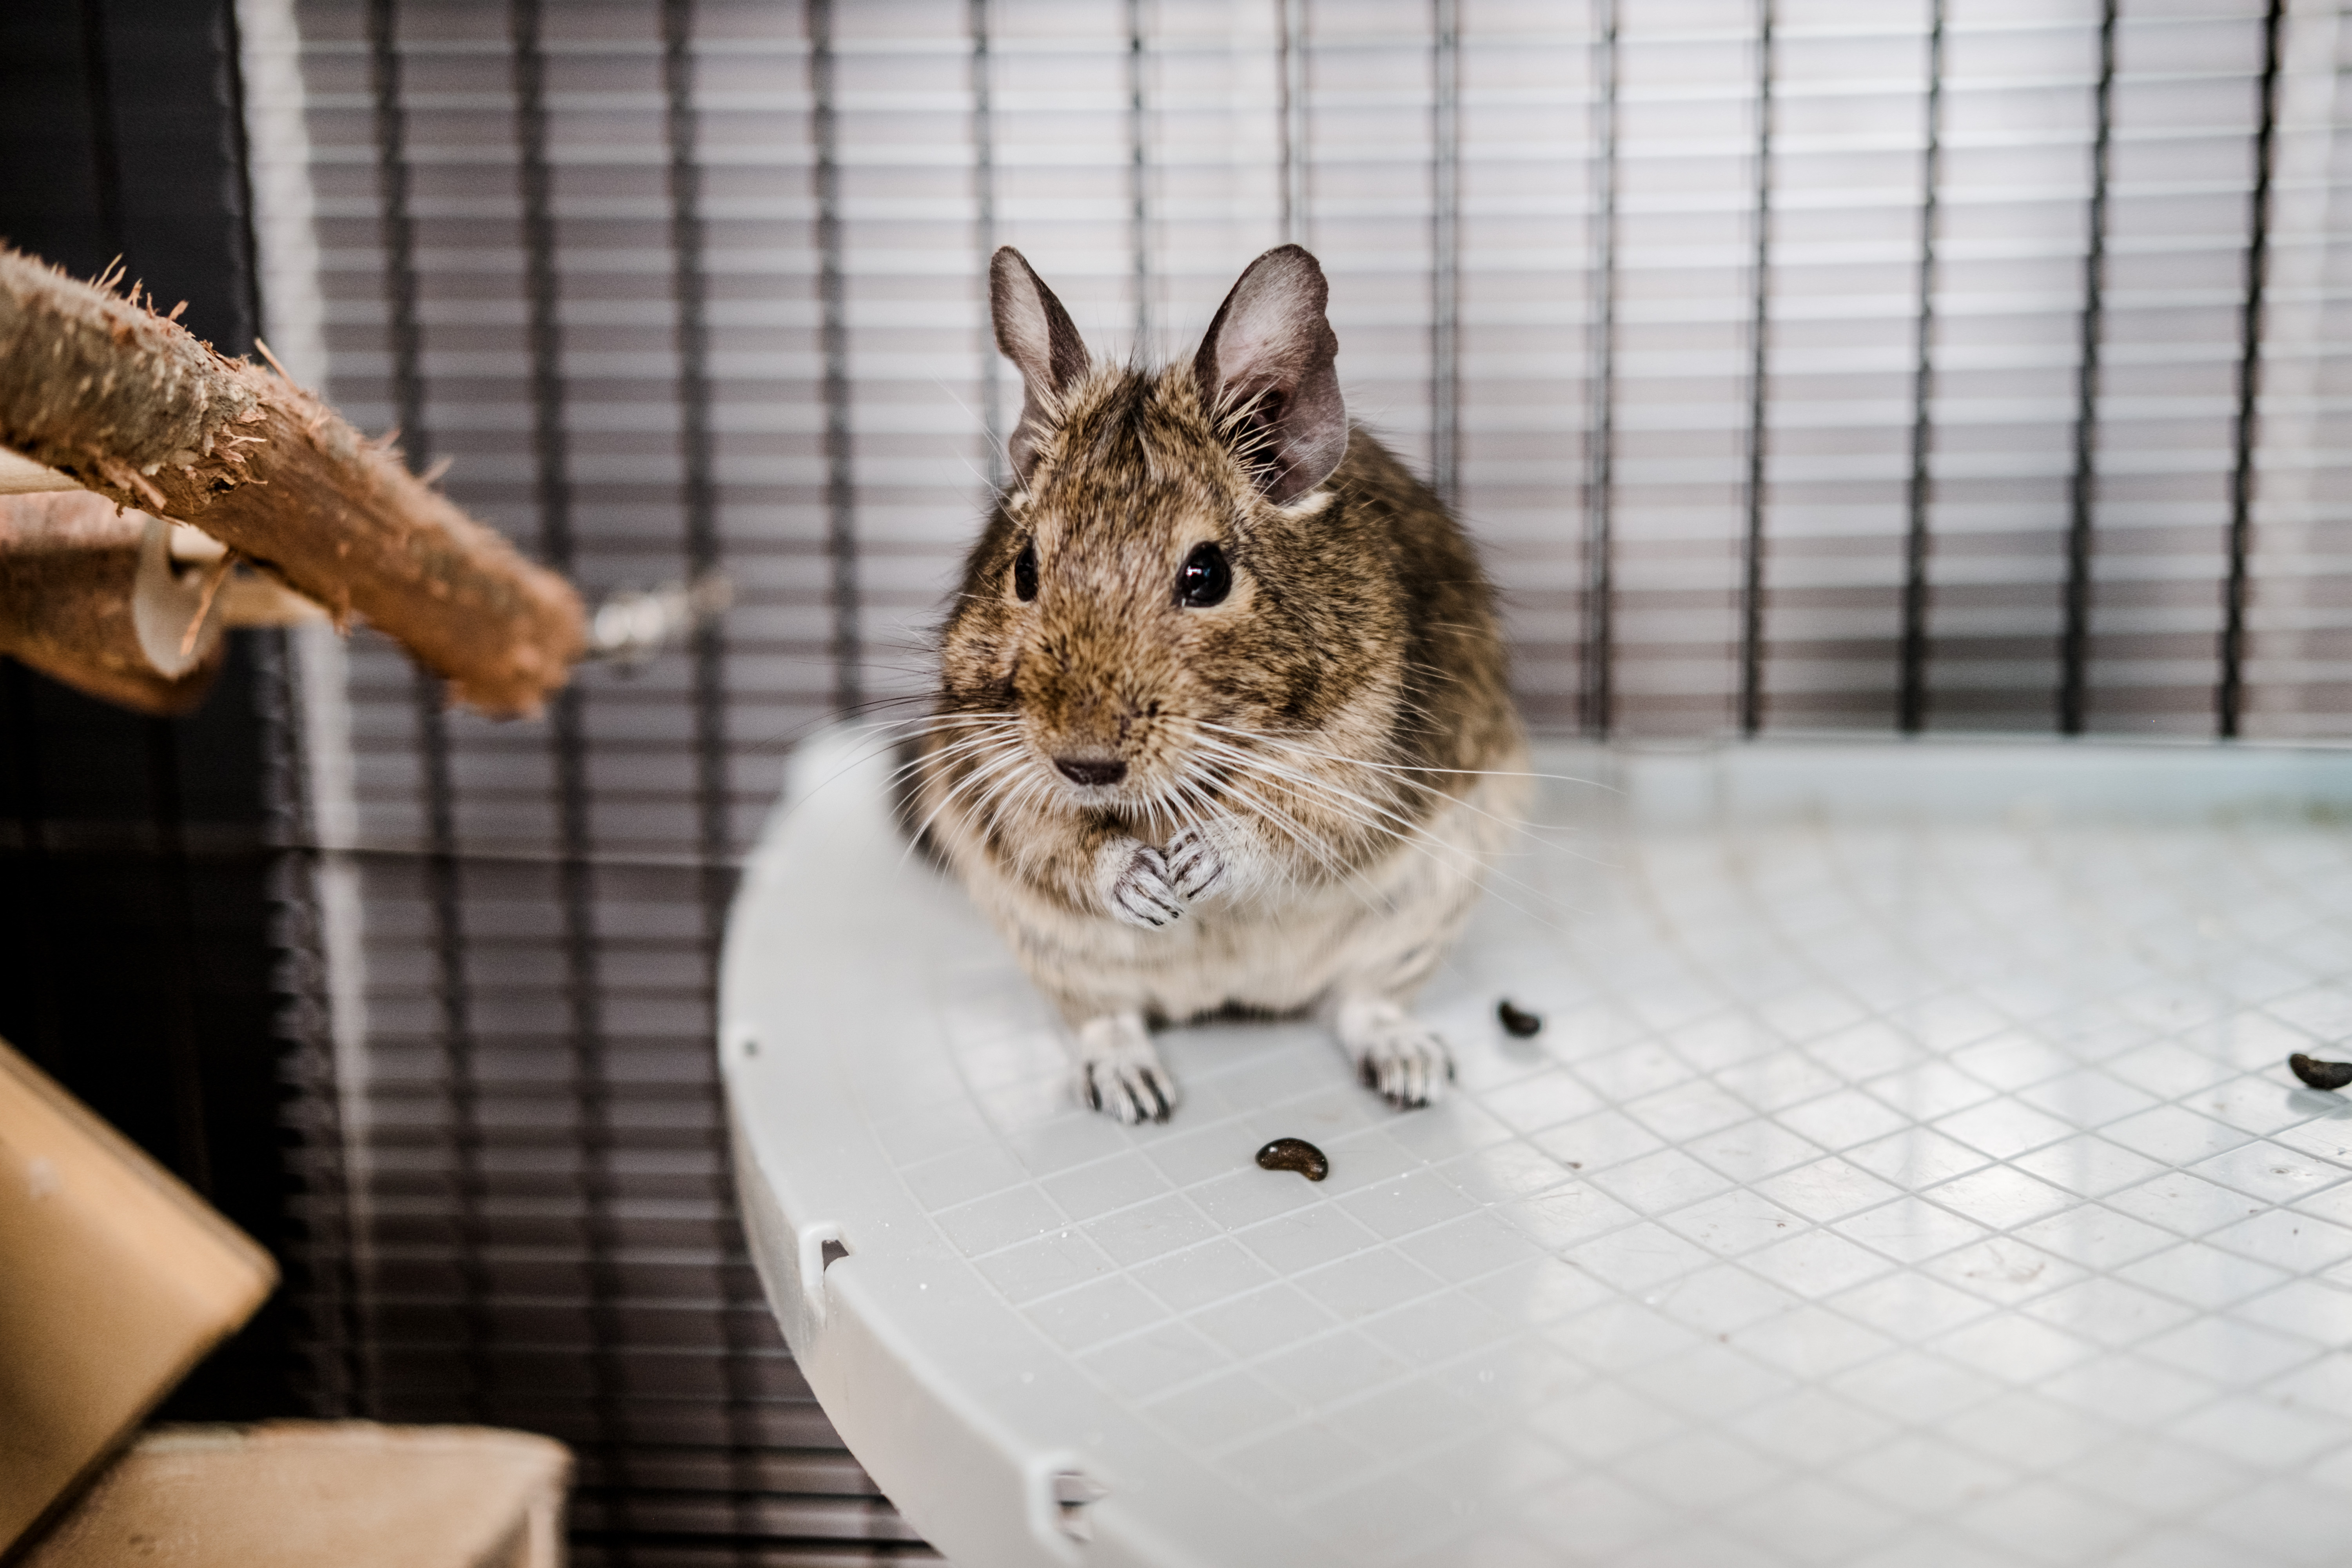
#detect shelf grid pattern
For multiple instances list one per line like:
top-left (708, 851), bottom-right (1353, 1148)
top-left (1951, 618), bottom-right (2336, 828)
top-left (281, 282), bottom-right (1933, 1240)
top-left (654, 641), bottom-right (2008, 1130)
top-left (732, 739), bottom-right (2352, 1566)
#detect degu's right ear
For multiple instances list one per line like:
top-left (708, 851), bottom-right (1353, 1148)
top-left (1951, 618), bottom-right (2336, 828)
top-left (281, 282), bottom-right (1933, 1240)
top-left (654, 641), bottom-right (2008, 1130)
top-left (990, 247), bottom-right (1089, 481)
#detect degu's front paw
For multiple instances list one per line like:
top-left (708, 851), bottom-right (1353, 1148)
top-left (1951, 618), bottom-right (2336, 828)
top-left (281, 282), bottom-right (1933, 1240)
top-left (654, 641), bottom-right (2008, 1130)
top-left (1074, 1014), bottom-right (1179, 1123)
top-left (1336, 997), bottom-right (1456, 1110)
top-left (1162, 821), bottom-right (1227, 902)
top-left (1096, 837), bottom-right (1184, 929)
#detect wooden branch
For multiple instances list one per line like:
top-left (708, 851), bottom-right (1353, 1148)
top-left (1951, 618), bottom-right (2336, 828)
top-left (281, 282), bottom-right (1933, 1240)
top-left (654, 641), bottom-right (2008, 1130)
top-left (0, 490), bottom-right (223, 715)
top-left (0, 247), bottom-right (585, 717)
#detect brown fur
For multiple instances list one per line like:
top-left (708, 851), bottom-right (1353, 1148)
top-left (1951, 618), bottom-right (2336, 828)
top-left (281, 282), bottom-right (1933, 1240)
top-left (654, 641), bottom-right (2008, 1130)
top-left (914, 249), bottom-right (1527, 1121)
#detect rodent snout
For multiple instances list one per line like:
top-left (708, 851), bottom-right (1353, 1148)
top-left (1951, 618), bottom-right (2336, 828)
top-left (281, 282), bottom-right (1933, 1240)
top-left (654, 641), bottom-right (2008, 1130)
top-left (1054, 757), bottom-right (1127, 787)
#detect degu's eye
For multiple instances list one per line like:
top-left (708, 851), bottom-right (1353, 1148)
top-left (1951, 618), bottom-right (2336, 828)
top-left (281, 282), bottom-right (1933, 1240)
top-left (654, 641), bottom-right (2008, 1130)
top-left (1012, 539), bottom-right (1038, 602)
top-left (1177, 542), bottom-right (1231, 608)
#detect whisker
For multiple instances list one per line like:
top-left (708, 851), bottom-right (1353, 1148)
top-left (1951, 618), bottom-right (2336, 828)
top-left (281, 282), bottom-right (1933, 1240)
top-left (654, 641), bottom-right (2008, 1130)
top-left (881, 726), bottom-right (1021, 795)
top-left (763, 715), bottom-right (1017, 831)
top-left (1185, 733), bottom-right (1437, 850)
top-left (1178, 718), bottom-right (1607, 848)
top-left (900, 737), bottom-right (1035, 862)
top-left (1180, 732), bottom-right (1581, 929)
top-left (1198, 767), bottom-right (1397, 918)
top-left (1189, 716), bottom-right (1612, 793)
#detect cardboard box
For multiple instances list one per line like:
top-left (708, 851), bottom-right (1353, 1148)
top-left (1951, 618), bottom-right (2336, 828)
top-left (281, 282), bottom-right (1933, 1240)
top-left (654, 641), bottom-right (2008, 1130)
top-left (1, 1037), bottom-right (573, 1567)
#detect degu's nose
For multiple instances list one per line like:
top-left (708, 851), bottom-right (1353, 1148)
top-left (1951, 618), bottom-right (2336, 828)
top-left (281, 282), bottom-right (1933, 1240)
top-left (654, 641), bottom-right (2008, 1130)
top-left (1055, 757), bottom-right (1126, 787)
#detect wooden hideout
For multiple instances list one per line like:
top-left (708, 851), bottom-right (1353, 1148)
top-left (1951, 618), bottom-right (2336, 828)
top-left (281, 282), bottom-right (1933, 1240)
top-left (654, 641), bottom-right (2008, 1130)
top-left (0, 1034), bottom-right (573, 1568)
top-left (0, 246), bottom-right (586, 717)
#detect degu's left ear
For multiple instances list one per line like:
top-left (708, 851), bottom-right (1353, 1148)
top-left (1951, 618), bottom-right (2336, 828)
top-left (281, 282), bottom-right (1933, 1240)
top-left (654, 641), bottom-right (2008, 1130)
top-left (1191, 245), bottom-right (1345, 504)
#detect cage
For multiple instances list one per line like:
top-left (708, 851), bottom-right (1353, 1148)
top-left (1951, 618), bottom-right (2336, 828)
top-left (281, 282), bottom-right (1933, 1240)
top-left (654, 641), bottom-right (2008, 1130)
top-left (9, 0), bottom-right (2351, 1562)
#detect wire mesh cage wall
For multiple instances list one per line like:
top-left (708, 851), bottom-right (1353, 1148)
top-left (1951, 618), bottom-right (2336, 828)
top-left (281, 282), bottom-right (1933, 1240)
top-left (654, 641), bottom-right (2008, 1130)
top-left (244, 0), bottom-right (2351, 1561)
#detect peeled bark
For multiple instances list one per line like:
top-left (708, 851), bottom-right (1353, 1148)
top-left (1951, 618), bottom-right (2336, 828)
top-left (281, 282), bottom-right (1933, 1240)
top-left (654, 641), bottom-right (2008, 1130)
top-left (0, 247), bottom-right (584, 716)
top-left (0, 490), bottom-right (222, 715)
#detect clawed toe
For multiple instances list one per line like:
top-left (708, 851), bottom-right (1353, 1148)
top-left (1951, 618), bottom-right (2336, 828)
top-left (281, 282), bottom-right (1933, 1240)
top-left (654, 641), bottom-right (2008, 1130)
top-left (1074, 1015), bottom-right (1180, 1123)
top-left (1100, 840), bottom-right (1185, 929)
top-left (1359, 1037), bottom-right (1452, 1108)
top-left (1084, 1058), bottom-right (1176, 1123)
top-left (1163, 824), bottom-right (1226, 902)
top-left (1337, 998), bottom-right (1455, 1111)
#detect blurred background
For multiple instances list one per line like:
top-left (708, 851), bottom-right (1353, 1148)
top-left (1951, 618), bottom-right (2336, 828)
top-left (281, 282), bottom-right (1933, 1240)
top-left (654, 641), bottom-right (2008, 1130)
top-left (2, 0), bottom-right (2344, 1562)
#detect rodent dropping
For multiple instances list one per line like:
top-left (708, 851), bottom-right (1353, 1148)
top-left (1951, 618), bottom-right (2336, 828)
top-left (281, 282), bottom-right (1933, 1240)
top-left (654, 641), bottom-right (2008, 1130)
top-left (1255, 1138), bottom-right (1330, 1182)
top-left (2290, 1053), bottom-right (2352, 1091)
top-left (910, 244), bottom-right (1528, 1124)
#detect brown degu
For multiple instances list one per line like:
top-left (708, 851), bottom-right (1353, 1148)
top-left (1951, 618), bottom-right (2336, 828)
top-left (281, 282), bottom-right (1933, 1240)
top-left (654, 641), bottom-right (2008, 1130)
top-left (911, 243), bottom-right (1529, 1123)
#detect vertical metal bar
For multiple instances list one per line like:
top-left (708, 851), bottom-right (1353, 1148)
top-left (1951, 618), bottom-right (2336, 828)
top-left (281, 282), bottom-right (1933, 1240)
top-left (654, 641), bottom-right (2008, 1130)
top-left (512, 0), bottom-right (628, 1547)
top-left (1739, 0), bottom-right (1774, 738)
top-left (659, 2), bottom-right (761, 1555)
top-left (661, 0), bottom-right (727, 875)
top-left (369, 0), bottom-right (425, 479)
top-left (0, 666), bottom-right (64, 1064)
top-left (810, 0), bottom-right (859, 717)
top-left (1432, 0), bottom-right (1460, 510)
top-left (143, 719), bottom-right (213, 1197)
top-left (2061, 0), bottom-right (2116, 737)
top-left (1583, 0), bottom-right (1619, 739)
top-left (216, 0), bottom-right (264, 356)
top-left (214, 1), bottom-right (270, 1231)
top-left (368, 0), bottom-right (484, 1427)
top-left (1127, 0), bottom-right (1150, 351)
top-left (2220, 0), bottom-right (2283, 740)
top-left (1276, 0), bottom-right (1309, 247)
top-left (1898, 0), bottom-right (1944, 734)
top-left (79, 0), bottom-right (124, 260)
top-left (971, 0), bottom-right (1002, 489)
top-left (252, 625), bottom-right (367, 1419)
top-left (512, 3), bottom-right (573, 571)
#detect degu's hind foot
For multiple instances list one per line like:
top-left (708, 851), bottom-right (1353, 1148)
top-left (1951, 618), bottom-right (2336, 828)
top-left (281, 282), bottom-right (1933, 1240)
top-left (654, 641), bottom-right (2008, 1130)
top-left (1333, 995), bottom-right (1455, 1110)
top-left (1073, 1011), bottom-right (1179, 1124)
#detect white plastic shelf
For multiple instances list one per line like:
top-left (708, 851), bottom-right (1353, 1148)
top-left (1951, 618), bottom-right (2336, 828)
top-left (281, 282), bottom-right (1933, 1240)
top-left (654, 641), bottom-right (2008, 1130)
top-left (722, 732), bottom-right (2352, 1568)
